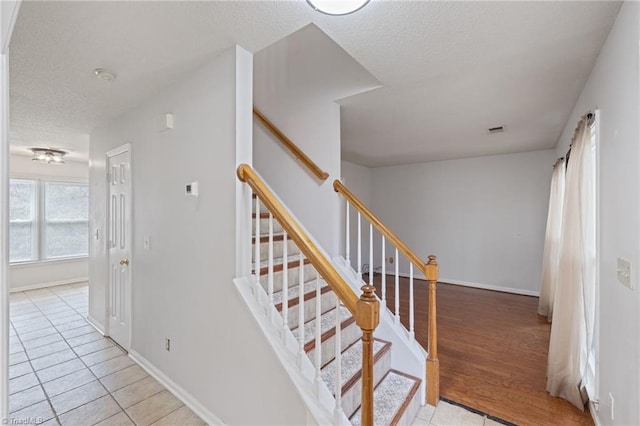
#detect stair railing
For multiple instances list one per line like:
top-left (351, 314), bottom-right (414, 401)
top-left (253, 107), bottom-right (330, 181)
top-left (333, 179), bottom-right (440, 406)
top-left (238, 164), bottom-right (378, 425)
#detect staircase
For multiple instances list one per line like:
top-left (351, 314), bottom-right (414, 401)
top-left (251, 198), bottom-right (423, 425)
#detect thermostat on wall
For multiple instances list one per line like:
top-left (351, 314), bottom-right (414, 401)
top-left (186, 181), bottom-right (199, 197)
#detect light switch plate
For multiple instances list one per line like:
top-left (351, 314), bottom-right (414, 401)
top-left (617, 258), bottom-right (632, 289)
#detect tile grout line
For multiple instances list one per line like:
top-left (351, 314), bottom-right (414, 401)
top-left (15, 288), bottom-right (64, 425)
top-left (32, 286), bottom-right (140, 425)
top-left (12, 284), bottom-right (192, 426)
top-left (16, 286), bottom-right (116, 424)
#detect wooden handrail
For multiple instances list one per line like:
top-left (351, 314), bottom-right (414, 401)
top-left (238, 164), bottom-right (379, 423)
top-left (334, 179), bottom-right (425, 271)
top-left (253, 107), bottom-right (330, 181)
top-left (239, 164), bottom-right (357, 313)
top-left (334, 178), bottom-right (440, 407)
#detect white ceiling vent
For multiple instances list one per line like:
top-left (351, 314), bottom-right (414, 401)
top-left (487, 125), bottom-right (506, 134)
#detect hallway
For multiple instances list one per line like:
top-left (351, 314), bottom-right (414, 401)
top-left (8, 283), bottom-right (205, 426)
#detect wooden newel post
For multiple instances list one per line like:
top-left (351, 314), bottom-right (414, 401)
top-left (356, 284), bottom-right (380, 426)
top-left (425, 255), bottom-right (440, 406)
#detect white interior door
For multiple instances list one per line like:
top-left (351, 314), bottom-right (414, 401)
top-left (107, 146), bottom-right (131, 349)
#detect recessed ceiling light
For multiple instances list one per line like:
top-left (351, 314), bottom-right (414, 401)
top-left (94, 68), bottom-right (117, 82)
top-left (307, 0), bottom-right (370, 16)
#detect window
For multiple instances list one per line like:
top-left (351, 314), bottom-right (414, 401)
top-left (9, 178), bottom-right (89, 263)
top-left (9, 180), bottom-right (37, 262)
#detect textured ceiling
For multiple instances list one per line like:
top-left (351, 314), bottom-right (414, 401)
top-left (336, 1), bottom-right (622, 166)
top-left (9, 1), bottom-right (621, 165)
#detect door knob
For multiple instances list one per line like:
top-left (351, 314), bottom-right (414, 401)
top-left (120, 259), bottom-right (129, 266)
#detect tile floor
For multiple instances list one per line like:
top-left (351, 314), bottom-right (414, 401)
top-left (9, 283), bottom-right (206, 426)
top-left (9, 282), bottom-right (502, 426)
top-left (412, 401), bottom-right (506, 426)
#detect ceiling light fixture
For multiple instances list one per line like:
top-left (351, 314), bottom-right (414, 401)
top-left (30, 148), bottom-right (67, 164)
top-left (94, 68), bottom-right (117, 82)
top-left (307, 0), bottom-right (370, 15)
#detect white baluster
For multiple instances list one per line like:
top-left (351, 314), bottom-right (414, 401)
top-left (254, 197), bottom-right (260, 282)
top-left (395, 248), bottom-right (400, 325)
top-left (409, 263), bottom-right (415, 341)
top-left (334, 297), bottom-right (343, 422)
top-left (314, 270), bottom-right (322, 396)
top-left (298, 254), bottom-right (305, 369)
top-left (345, 203), bottom-right (350, 265)
top-left (282, 229), bottom-right (288, 342)
top-left (369, 223), bottom-right (373, 286)
top-left (357, 213), bottom-right (362, 275)
top-left (268, 213), bottom-right (274, 318)
top-left (381, 236), bottom-right (386, 306)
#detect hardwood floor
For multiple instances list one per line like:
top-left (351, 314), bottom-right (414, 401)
top-left (371, 275), bottom-right (594, 426)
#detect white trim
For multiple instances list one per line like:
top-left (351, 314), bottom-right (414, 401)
top-left (439, 277), bottom-right (540, 297)
top-left (105, 144), bottom-right (132, 350)
top-left (11, 255), bottom-right (88, 268)
top-left (10, 174), bottom-right (88, 184)
top-left (2, 1), bottom-right (22, 54)
top-left (589, 400), bottom-right (602, 426)
top-left (389, 271), bottom-right (540, 296)
top-left (106, 143), bottom-right (131, 158)
top-left (9, 277), bottom-right (88, 293)
top-left (0, 52), bottom-right (10, 423)
top-left (129, 349), bottom-right (225, 426)
top-left (86, 314), bottom-right (106, 335)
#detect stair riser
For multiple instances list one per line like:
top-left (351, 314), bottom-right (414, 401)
top-left (282, 290), bottom-right (337, 329)
top-left (260, 263), bottom-right (316, 293)
top-left (392, 388), bottom-right (422, 426)
top-left (307, 321), bottom-right (361, 367)
top-left (253, 239), bottom-right (301, 262)
top-left (252, 218), bottom-right (284, 235)
top-left (342, 347), bottom-right (392, 418)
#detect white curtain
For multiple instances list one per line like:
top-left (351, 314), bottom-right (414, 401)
top-left (546, 115), bottom-right (596, 410)
top-left (538, 160), bottom-right (565, 320)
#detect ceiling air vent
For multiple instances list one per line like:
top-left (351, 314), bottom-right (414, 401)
top-left (487, 125), bottom-right (506, 134)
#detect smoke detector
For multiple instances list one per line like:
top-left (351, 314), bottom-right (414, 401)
top-left (94, 68), bottom-right (117, 82)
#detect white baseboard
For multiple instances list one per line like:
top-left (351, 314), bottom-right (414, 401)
top-left (9, 277), bottom-right (89, 293)
top-left (439, 277), bottom-right (540, 297)
top-left (589, 400), bottom-right (602, 426)
top-left (389, 271), bottom-right (540, 297)
top-left (86, 314), bottom-right (106, 335)
top-left (129, 349), bottom-right (224, 426)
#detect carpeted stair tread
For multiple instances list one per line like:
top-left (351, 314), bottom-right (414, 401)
top-left (349, 370), bottom-right (421, 426)
top-left (291, 306), bottom-right (353, 345)
top-left (272, 278), bottom-right (329, 307)
top-left (253, 254), bottom-right (307, 272)
top-left (321, 339), bottom-right (390, 395)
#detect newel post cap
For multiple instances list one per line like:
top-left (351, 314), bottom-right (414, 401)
top-left (425, 255), bottom-right (439, 281)
top-left (356, 285), bottom-right (379, 331)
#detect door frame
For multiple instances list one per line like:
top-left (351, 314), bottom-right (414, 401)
top-left (105, 143), bottom-right (132, 350)
top-left (1, 1), bottom-right (23, 420)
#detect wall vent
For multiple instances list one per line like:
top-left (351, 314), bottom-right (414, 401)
top-left (487, 125), bottom-right (506, 134)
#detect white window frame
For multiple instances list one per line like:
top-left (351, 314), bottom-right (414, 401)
top-left (8, 178), bottom-right (38, 263)
top-left (9, 176), bottom-right (89, 265)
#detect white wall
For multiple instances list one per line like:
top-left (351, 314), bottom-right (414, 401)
top-left (253, 99), bottom-right (341, 256)
top-left (341, 160), bottom-right (372, 271)
top-left (252, 24), bottom-right (380, 258)
top-left (554, 3), bottom-right (639, 424)
top-left (9, 154), bottom-right (89, 291)
top-left (89, 46), bottom-right (307, 425)
top-left (368, 149), bottom-right (555, 294)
